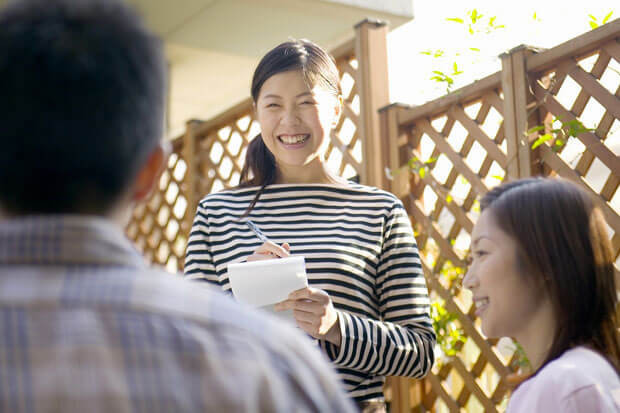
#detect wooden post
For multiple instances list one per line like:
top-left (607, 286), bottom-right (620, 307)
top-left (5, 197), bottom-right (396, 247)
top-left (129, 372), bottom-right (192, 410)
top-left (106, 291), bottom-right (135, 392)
top-left (379, 104), bottom-right (410, 196)
top-left (355, 19), bottom-right (390, 188)
top-left (501, 45), bottom-right (539, 179)
top-left (182, 119), bottom-right (200, 238)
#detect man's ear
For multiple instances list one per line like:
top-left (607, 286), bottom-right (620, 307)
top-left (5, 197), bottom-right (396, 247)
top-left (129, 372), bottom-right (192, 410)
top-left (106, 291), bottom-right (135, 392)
top-left (132, 142), bottom-right (168, 202)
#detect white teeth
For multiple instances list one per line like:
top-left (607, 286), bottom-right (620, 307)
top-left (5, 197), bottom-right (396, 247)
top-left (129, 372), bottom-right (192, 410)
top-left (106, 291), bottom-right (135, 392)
top-left (279, 134), bottom-right (308, 144)
top-left (476, 298), bottom-right (489, 307)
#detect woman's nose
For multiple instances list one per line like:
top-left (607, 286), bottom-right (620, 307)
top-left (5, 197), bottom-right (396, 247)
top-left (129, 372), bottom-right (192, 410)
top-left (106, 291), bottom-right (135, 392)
top-left (462, 268), bottom-right (477, 290)
top-left (281, 107), bottom-right (301, 125)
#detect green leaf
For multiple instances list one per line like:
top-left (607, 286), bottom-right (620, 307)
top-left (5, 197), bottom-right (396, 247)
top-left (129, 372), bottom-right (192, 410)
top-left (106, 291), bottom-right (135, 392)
top-left (531, 133), bottom-right (553, 149)
top-left (468, 26), bottom-right (474, 35)
top-left (446, 194), bottom-right (453, 204)
top-left (425, 157), bottom-right (437, 164)
top-left (469, 47), bottom-right (480, 52)
top-left (420, 50), bottom-right (432, 55)
top-left (564, 119), bottom-right (593, 137)
top-left (552, 139), bottom-right (565, 152)
top-left (452, 62), bottom-right (463, 75)
top-left (491, 175), bottom-right (503, 181)
top-left (603, 11), bottom-right (613, 24)
top-left (446, 17), bottom-right (464, 23)
top-left (470, 9), bottom-right (482, 23)
top-left (533, 12), bottom-right (537, 20)
top-left (419, 167), bottom-right (426, 179)
top-left (590, 21), bottom-right (599, 29)
top-left (588, 14), bottom-right (597, 20)
top-left (527, 125), bottom-right (545, 134)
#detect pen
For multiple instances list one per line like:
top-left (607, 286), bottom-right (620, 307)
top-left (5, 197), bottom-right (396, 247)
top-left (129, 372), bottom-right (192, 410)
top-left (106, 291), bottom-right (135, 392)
top-left (245, 220), bottom-right (270, 243)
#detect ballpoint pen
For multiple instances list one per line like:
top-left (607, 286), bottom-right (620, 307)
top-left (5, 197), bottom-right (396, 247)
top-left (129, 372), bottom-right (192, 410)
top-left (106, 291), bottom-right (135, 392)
top-left (245, 220), bottom-right (270, 243)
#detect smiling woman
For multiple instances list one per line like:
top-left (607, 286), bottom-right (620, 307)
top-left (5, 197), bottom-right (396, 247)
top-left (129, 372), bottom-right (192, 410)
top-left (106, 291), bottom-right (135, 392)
top-left (463, 178), bottom-right (620, 412)
top-left (184, 39), bottom-right (436, 411)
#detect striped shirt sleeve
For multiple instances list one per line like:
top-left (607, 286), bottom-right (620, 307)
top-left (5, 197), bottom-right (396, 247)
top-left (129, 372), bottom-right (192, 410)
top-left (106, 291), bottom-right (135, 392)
top-left (320, 200), bottom-right (436, 377)
top-left (184, 202), bottom-right (219, 285)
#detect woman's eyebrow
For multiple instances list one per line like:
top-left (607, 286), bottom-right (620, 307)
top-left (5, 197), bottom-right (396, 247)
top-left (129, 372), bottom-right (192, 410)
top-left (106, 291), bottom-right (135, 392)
top-left (471, 235), bottom-right (492, 247)
top-left (261, 92), bottom-right (312, 99)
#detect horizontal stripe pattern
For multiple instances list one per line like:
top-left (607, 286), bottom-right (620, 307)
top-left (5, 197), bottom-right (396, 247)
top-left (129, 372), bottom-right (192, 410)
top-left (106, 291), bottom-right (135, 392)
top-left (185, 183), bottom-right (436, 401)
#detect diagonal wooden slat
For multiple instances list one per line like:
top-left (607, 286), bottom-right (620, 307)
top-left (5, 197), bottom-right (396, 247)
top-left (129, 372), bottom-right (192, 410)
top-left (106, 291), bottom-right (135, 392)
top-left (531, 80), bottom-right (620, 175)
top-left (557, 59), bottom-right (620, 120)
top-left (424, 373), bottom-right (461, 412)
top-left (418, 119), bottom-right (490, 196)
top-left (449, 105), bottom-right (508, 168)
top-left (538, 144), bottom-right (620, 232)
top-left (602, 39), bottom-right (620, 63)
top-left (451, 356), bottom-right (498, 412)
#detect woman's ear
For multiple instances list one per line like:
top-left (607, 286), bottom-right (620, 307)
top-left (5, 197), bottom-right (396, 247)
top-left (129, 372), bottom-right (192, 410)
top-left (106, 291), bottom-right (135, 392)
top-left (331, 95), bottom-right (343, 128)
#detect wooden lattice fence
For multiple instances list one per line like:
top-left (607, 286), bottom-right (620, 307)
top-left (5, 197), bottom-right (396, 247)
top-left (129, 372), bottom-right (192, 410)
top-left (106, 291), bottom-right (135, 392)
top-left (379, 19), bottom-right (620, 412)
top-left (126, 137), bottom-right (190, 272)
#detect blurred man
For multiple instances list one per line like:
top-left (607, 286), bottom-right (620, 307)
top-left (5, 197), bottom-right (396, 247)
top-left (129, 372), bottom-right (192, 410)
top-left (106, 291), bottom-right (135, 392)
top-left (0, 0), bottom-right (355, 411)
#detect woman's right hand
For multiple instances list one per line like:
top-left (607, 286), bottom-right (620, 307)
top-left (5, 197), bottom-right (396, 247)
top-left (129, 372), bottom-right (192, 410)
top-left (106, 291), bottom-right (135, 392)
top-left (246, 242), bottom-right (290, 261)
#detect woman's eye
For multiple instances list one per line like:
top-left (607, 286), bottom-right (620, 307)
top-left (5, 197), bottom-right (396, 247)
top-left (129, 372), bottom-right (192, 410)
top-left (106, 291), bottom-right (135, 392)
top-left (301, 101), bottom-right (316, 105)
top-left (266, 103), bottom-right (279, 108)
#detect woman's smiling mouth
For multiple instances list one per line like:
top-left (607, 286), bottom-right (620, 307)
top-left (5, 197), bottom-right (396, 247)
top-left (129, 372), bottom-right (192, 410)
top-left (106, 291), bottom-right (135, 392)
top-left (278, 134), bottom-right (310, 145)
top-left (474, 297), bottom-right (490, 316)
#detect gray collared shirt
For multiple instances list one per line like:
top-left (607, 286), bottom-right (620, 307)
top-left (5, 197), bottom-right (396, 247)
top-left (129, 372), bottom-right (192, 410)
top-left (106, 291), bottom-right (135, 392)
top-left (0, 215), bottom-right (356, 412)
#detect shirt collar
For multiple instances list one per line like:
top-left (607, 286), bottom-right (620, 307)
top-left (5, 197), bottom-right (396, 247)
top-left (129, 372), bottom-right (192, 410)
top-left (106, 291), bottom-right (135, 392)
top-left (0, 215), bottom-right (145, 268)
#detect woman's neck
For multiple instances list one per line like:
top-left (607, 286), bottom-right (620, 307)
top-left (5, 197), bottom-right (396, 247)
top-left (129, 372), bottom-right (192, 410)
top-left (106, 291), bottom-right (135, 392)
top-left (275, 160), bottom-right (348, 186)
top-left (515, 298), bottom-right (556, 372)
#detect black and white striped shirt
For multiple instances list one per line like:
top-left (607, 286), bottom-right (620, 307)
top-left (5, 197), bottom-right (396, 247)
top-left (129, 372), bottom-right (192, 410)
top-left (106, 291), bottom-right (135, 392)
top-left (185, 183), bottom-right (436, 402)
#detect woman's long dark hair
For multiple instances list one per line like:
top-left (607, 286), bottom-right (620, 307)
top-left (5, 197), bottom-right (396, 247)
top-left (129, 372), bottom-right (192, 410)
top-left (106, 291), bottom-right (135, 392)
top-left (239, 39), bottom-right (341, 216)
top-left (480, 178), bottom-right (620, 375)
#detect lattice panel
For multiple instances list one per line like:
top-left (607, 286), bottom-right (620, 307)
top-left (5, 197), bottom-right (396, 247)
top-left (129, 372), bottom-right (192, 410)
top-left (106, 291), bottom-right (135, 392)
top-left (527, 38), bottom-right (620, 264)
top-left (126, 141), bottom-right (190, 273)
top-left (196, 107), bottom-right (257, 195)
top-left (396, 91), bottom-right (518, 412)
top-left (327, 54), bottom-right (363, 180)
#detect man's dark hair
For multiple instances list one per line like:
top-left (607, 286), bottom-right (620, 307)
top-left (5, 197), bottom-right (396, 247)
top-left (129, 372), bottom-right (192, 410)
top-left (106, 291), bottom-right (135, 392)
top-left (0, 0), bottom-right (166, 215)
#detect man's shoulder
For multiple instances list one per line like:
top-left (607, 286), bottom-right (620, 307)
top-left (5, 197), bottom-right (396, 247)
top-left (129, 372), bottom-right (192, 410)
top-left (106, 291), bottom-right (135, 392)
top-left (129, 268), bottom-right (284, 333)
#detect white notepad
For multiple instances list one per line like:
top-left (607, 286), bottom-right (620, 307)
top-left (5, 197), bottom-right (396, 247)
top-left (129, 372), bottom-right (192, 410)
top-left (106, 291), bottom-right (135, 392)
top-left (227, 256), bottom-right (308, 312)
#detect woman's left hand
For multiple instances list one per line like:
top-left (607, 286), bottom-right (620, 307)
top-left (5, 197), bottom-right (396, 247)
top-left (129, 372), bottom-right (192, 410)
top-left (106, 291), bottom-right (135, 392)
top-left (274, 287), bottom-right (341, 346)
